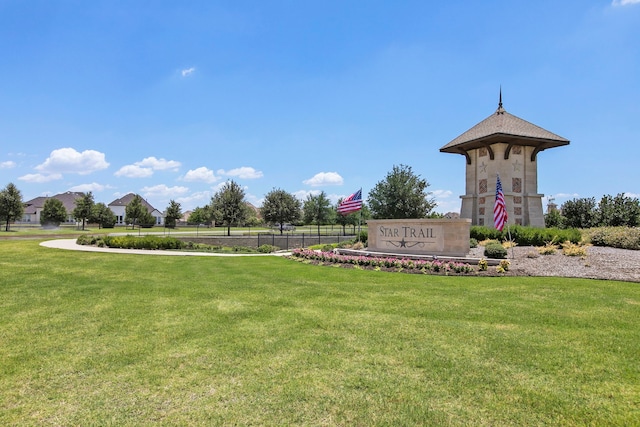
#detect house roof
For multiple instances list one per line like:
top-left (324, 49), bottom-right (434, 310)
top-left (108, 193), bottom-right (157, 212)
top-left (440, 100), bottom-right (569, 156)
top-left (23, 192), bottom-right (84, 214)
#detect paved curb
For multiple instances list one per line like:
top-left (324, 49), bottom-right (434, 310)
top-left (40, 239), bottom-right (291, 257)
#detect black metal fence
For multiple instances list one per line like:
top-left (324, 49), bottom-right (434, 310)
top-left (176, 233), bottom-right (356, 251)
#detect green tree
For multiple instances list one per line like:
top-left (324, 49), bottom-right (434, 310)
top-left (164, 200), bottom-right (182, 229)
top-left (367, 164), bottom-right (436, 219)
top-left (73, 192), bottom-right (95, 230)
top-left (261, 188), bottom-right (302, 234)
top-left (125, 195), bottom-right (148, 229)
top-left (561, 197), bottom-right (597, 229)
top-left (303, 191), bottom-right (332, 235)
top-left (91, 203), bottom-right (117, 228)
top-left (545, 209), bottom-right (566, 229)
top-left (0, 182), bottom-right (24, 231)
top-left (40, 198), bottom-right (67, 226)
top-left (139, 210), bottom-right (156, 228)
top-left (187, 206), bottom-right (211, 225)
top-left (597, 193), bottom-right (640, 227)
top-left (209, 180), bottom-right (247, 236)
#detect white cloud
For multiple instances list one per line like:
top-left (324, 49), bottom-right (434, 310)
top-left (0, 160), bottom-right (16, 169)
top-left (68, 182), bottom-right (113, 193)
top-left (181, 67), bottom-right (196, 77)
top-left (303, 172), bottom-right (344, 187)
top-left (35, 148), bottom-right (109, 175)
top-left (116, 157), bottom-right (181, 178)
top-left (612, 0), bottom-right (640, 6)
top-left (18, 173), bottom-right (63, 183)
top-left (218, 166), bottom-right (264, 179)
top-left (182, 167), bottom-right (219, 183)
top-left (115, 164), bottom-right (153, 178)
top-left (293, 189), bottom-right (321, 200)
top-left (141, 184), bottom-right (190, 198)
top-left (176, 191), bottom-right (213, 209)
top-left (136, 157), bottom-right (181, 171)
top-left (431, 189), bottom-right (458, 214)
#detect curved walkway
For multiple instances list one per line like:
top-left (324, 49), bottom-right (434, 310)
top-left (40, 239), bottom-right (291, 257)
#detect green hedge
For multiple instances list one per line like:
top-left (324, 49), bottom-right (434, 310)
top-left (471, 225), bottom-right (581, 246)
top-left (96, 235), bottom-right (185, 250)
top-left (587, 227), bottom-right (640, 250)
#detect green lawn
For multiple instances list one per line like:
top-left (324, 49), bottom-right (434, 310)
top-left (1, 239), bottom-right (638, 426)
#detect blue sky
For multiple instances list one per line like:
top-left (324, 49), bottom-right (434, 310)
top-left (1, 0), bottom-right (638, 214)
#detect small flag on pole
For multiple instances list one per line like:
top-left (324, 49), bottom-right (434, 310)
top-left (494, 175), bottom-right (507, 231)
top-left (337, 189), bottom-right (363, 215)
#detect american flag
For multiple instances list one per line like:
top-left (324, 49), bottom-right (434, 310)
top-left (337, 189), bottom-right (363, 215)
top-left (493, 175), bottom-right (508, 231)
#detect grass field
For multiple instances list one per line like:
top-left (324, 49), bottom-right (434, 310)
top-left (1, 239), bottom-right (639, 425)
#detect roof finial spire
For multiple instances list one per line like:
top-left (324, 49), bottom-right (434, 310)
top-left (496, 86), bottom-right (505, 114)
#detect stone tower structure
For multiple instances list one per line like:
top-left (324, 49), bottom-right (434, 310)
top-left (439, 94), bottom-right (569, 228)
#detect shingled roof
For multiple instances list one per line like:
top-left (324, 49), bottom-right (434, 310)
top-left (108, 193), bottom-right (157, 212)
top-left (440, 98), bottom-right (569, 160)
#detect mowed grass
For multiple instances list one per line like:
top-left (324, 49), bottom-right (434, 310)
top-left (0, 240), bottom-right (639, 426)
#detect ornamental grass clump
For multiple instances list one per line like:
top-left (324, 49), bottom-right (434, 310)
top-left (561, 241), bottom-right (589, 257)
top-left (537, 242), bottom-right (558, 255)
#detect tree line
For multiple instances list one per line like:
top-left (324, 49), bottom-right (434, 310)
top-left (1, 164), bottom-right (437, 233)
top-left (545, 193), bottom-right (640, 229)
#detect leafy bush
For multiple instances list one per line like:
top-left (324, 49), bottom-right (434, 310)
top-left (357, 230), bottom-right (368, 246)
top-left (101, 235), bottom-right (185, 250)
top-left (232, 245), bottom-right (256, 253)
top-left (471, 226), bottom-right (503, 242)
top-left (587, 227), bottom-right (640, 250)
top-left (469, 238), bottom-right (478, 248)
top-left (484, 242), bottom-right (507, 259)
top-left (257, 244), bottom-right (279, 253)
top-left (472, 225), bottom-right (581, 246)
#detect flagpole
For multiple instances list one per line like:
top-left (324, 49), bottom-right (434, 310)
top-left (357, 188), bottom-right (362, 242)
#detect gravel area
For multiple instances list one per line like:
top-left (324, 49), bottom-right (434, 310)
top-left (470, 246), bottom-right (640, 282)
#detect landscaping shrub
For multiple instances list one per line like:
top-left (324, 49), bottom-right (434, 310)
top-left (471, 225), bottom-right (581, 246)
top-left (587, 227), bottom-right (640, 250)
top-left (76, 235), bottom-right (108, 247)
top-left (469, 238), bottom-right (478, 248)
top-left (471, 226), bottom-right (503, 242)
top-left (357, 230), bottom-right (368, 246)
top-left (232, 245), bottom-right (256, 253)
top-left (561, 241), bottom-right (588, 257)
top-left (257, 244), bottom-right (279, 253)
top-left (100, 235), bottom-right (185, 250)
top-left (484, 242), bottom-right (507, 259)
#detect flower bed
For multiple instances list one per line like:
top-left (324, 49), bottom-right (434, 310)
top-left (289, 248), bottom-right (482, 275)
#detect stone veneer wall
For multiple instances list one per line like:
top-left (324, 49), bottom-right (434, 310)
top-left (461, 143), bottom-right (544, 227)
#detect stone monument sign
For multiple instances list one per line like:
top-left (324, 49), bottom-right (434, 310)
top-left (367, 218), bottom-right (471, 257)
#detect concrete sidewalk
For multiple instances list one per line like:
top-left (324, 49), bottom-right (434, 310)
top-left (40, 239), bottom-right (291, 257)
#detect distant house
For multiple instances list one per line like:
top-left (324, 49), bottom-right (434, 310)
top-left (108, 193), bottom-right (164, 226)
top-left (22, 191), bottom-right (84, 224)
